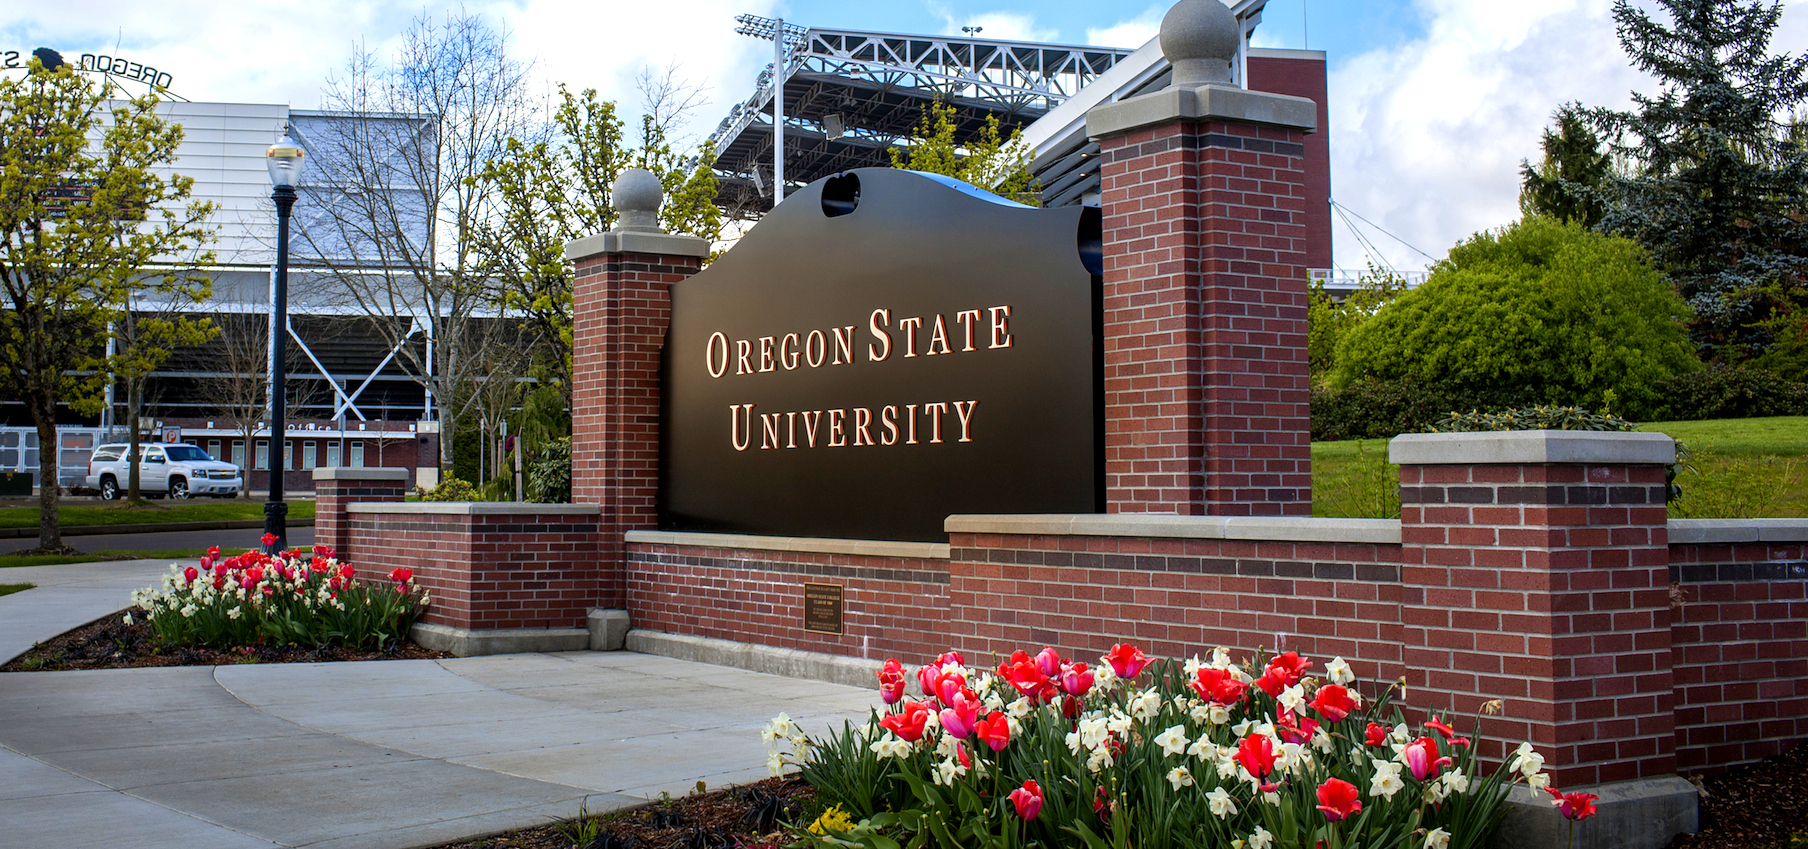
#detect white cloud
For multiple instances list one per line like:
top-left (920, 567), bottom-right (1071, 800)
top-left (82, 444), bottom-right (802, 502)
top-left (1088, 5), bottom-right (1164, 49)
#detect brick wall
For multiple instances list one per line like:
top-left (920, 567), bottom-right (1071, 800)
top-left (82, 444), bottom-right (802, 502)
top-left (945, 531), bottom-right (1402, 682)
top-left (313, 471), bottom-right (406, 558)
top-left (627, 537), bottom-right (950, 662)
top-left (1670, 539), bottom-right (1808, 772)
top-left (1397, 458), bottom-right (1675, 787)
top-left (1096, 120), bottom-right (1312, 516)
top-left (347, 506), bottom-right (605, 630)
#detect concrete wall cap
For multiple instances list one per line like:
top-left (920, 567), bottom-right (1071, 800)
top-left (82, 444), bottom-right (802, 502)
top-left (1669, 518), bottom-right (1808, 544)
top-left (612, 168), bottom-right (663, 232)
top-left (626, 629), bottom-right (881, 690)
top-left (625, 529), bottom-right (950, 560)
top-left (1388, 430), bottom-right (1676, 466)
top-left (347, 502), bottom-right (602, 516)
top-left (1087, 84), bottom-right (1317, 139)
top-left (943, 514), bottom-right (1402, 545)
top-left (564, 229), bottom-right (710, 262)
top-left (311, 466), bottom-right (410, 482)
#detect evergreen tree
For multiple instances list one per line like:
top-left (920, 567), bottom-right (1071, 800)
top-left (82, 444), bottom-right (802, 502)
top-left (1585, 0), bottom-right (1808, 356)
top-left (1519, 103), bottom-right (1615, 228)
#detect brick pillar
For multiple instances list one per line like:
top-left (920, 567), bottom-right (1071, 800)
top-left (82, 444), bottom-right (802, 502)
top-left (1391, 431), bottom-right (1678, 787)
top-left (310, 467), bottom-right (407, 561)
top-left (1086, 73), bottom-right (1317, 515)
top-left (566, 199), bottom-right (709, 604)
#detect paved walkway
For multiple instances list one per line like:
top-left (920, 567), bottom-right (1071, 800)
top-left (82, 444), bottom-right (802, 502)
top-left (0, 560), bottom-right (880, 849)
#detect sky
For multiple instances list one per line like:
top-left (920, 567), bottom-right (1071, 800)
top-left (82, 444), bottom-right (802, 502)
top-left (7, 0), bottom-right (1808, 273)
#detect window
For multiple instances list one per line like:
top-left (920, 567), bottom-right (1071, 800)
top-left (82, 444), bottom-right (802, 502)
top-left (207, 440), bottom-right (221, 461)
top-left (302, 441), bottom-right (317, 470)
top-left (232, 442), bottom-right (246, 469)
top-left (165, 446), bottom-right (211, 461)
top-left (254, 440), bottom-right (268, 470)
top-left (92, 447), bottom-right (123, 462)
top-left (326, 442), bottom-right (341, 467)
top-left (283, 439), bottom-right (294, 471)
top-left (144, 446), bottom-right (166, 463)
top-left (349, 441), bottom-right (365, 467)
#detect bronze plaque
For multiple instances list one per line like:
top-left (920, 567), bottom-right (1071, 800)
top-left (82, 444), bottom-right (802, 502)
top-left (802, 583), bottom-right (844, 634)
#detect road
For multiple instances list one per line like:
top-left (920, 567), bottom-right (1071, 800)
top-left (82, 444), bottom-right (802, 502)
top-left (0, 525), bottom-right (316, 556)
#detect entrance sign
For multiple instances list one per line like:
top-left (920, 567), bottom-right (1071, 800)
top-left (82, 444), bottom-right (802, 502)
top-left (663, 168), bottom-right (1102, 541)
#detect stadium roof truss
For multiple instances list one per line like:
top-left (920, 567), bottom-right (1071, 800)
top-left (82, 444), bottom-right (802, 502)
top-left (708, 23), bottom-right (1136, 215)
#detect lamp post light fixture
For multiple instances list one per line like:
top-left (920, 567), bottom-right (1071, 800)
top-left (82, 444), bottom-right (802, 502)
top-left (263, 130), bottom-right (305, 555)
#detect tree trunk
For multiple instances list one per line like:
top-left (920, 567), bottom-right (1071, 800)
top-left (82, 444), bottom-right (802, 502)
top-left (34, 401), bottom-right (61, 552)
top-left (126, 378), bottom-right (142, 501)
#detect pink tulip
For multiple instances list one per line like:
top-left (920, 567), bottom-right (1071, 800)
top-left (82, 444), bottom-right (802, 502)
top-left (938, 688), bottom-right (982, 738)
top-left (1059, 662), bottom-right (1095, 697)
top-left (1010, 780), bottom-right (1044, 820)
top-left (1403, 736), bottom-right (1452, 781)
top-left (1035, 646), bottom-right (1063, 677)
top-left (877, 659), bottom-right (907, 704)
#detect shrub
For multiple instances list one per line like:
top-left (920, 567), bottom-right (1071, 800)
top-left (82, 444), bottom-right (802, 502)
top-left (773, 646), bottom-right (1584, 849)
top-left (1428, 405), bottom-right (1637, 434)
top-left (129, 545), bottom-right (429, 649)
top-left (525, 436), bottom-right (572, 503)
top-left (1310, 379), bottom-right (1469, 441)
top-left (1330, 217), bottom-right (1698, 419)
top-left (415, 475), bottom-right (482, 501)
top-left (1654, 365), bottom-right (1808, 421)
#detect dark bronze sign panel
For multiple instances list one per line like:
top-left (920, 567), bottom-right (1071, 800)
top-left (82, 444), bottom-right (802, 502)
top-left (803, 583), bottom-right (845, 635)
top-left (663, 168), bottom-right (1102, 541)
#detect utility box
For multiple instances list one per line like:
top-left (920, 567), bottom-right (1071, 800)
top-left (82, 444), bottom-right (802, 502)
top-left (0, 472), bottom-right (32, 497)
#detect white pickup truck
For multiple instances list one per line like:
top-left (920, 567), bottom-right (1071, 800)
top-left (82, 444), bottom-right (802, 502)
top-left (85, 443), bottom-right (244, 500)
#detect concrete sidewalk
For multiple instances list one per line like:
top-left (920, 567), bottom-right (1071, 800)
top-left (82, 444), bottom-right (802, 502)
top-left (0, 560), bottom-right (881, 849)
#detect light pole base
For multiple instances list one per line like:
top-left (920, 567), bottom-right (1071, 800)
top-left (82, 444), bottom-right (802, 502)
top-left (262, 501), bottom-right (288, 554)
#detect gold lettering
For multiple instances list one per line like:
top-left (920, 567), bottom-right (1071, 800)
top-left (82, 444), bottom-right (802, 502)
top-left (736, 339), bottom-right (753, 374)
top-left (806, 330), bottom-right (826, 368)
top-left (854, 408), bottom-right (874, 446)
top-left (927, 315), bottom-right (952, 355)
top-left (828, 409), bottom-right (847, 447)
top-left (761, 413), bottom-right (782, 449)
top-left (956, 310), bottom-right (981, 351)
top-left (706, 332), bottom-right (729, 378)
top-left (868, 309), bottom-right (892, 361)
top-left (953, 400), bottom-right (978, 442)
top-left (832, 326), bottom-right (855, 365)
top-left (758, 336), bottom-right (776, 372)
top-left (905, 403), bottom-right (919, 444)
top-left (730, 404), bottom-right (755, 451)
top-left (787, 411), bottom-right (798, 448)
top-left (989, 306), bottom-right (1013, 349)
top-left (926, 402), bottom-right (950, 443)
top-left (781, 333), bottom-right (800, 369)
top-left (802, 411), bottom-right (822, 447)
top-left (881, 406), bottom-right (899, 446)
top-left (899, 317), bottom-right (923, 357)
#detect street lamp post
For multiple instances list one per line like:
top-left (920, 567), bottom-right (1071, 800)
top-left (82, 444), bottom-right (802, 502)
top-left (263, 131), bottom-right (306, 555)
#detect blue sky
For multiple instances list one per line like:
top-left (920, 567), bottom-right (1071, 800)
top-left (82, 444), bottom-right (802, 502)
top-left (6, 1), bottom-right (1808, 272)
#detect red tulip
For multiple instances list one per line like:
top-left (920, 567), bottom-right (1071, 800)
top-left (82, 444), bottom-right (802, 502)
top-left (1316, 777), bottom-right (1363, 822)
top-left (1002, 659), bottom-right (1051, 701)
top-left (939, 688), bottom-right (982, 738)
top-left (1364, 722), bottom-right (1387, 747)
top-left (1059, 662), bottom-right (1095, 697)
top-left (1309, 684), bottom-right (1357, 722)
top-left (1235, 734), bottom-right (1279, 781)
top-left (937, 650), bottom-right (964, 666)
top-left (1403, 736), bottom-right (1452, 781)
top-left (183, 566), bottom-right (199, 584)
top-left (879, 700), bottom-right (932, 742)
top-left (389, 567), bottom-right (414, 584)
top-left (1265, 651), bottom-right (1313, 687)
top-left (260, 532), bottom-right (277, 547)
top-left (974, 711), bottom-right (1011, 752)
top-left (1546, 787), bottom-right (1600, 821)
top-left (1010, 780), bottom-right (1044, 820)
top-left (1426, 716), bottom-right (1457, 738)
top-left (1255, 667), bottom-right (1289, 698)
top-left (1277, 710), bottom-right (1319, 745)
top-left (932, 671), bottom-right (968, 708)
top-left (1191, 666), bottom-right (1249, 705)
top-left (1104, 643), bottom-right (1148, 679)
top-left (877, 659), bottom-right (908, 704)
top-left (1035, 646), bottom-right (1063, 677)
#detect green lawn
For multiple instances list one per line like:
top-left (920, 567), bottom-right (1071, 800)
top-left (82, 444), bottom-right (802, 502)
top-left (0, 583), bottom-right (32, 597)
top-left (1312, 417), bottom-right (1808, 519)
top-left (0, 500), bottom-right (314, 530)
top-left (0, 548), bottom-right (211, 569)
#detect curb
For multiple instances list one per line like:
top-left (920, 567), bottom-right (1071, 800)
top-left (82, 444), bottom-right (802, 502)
top-left (0, 518), bottom-right (317, 540)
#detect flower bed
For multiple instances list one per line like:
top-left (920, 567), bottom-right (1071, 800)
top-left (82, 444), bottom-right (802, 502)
top-left (770, 645), bottom-right (1599, 849)
top-left (128, 540), bottom-right (429, 650)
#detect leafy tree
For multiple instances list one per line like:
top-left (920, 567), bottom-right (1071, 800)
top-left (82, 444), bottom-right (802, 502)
top-left (1307, 264), bottom-right (1409, 380)
top-left (1329, 218), bottom-right (1699, 419)
top-left (1583, 0), bottom-right (1808, 356)
top-left (889, 100), bottom-right (1036, 204)
top-left (1519, 104), bottom-right (1616, 228)
top-left (474, 80), bottom-right (722, 387)
top-left (0, 59), bottom-right (214, 551)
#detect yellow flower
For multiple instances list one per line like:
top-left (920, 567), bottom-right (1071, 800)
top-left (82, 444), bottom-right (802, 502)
top-left (808, 805), bottom-right (855, 835)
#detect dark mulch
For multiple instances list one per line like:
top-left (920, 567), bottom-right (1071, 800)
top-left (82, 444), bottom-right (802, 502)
top-left (428, 777), bottom-right (816, 849)
top-left (1, 613), bottom-right (452, 672)
top-left (1665, 741), bottom-right (1808, 849)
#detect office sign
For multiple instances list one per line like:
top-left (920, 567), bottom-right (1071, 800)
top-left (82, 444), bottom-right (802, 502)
top-left (663, 168), bottom-right (1102, 541)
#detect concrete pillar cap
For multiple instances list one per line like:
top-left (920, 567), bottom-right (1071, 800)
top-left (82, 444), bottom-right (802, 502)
top-left (612, 168), bottom-right (663, 233)
top-left (1160, 0), bottom-right (1240, 86)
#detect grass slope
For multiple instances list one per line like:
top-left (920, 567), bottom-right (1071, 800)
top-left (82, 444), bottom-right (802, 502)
top-left (0, 500), bottom-right (315, 530)
top-left (0, 583), bottom-right (32, 597)
top-left (0, 549), bottom-right (210, 569)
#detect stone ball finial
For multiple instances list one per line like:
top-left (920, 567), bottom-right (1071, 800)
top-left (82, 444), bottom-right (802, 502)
top-left (612, 168), bottom-right (663, 232)
top-left (1160, 0), bottom-right (1240, 87)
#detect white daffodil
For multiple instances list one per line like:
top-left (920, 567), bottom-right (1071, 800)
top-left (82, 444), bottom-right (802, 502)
top-left (1423, 827), bottom-right (1451, 849)
top-left (1216, 754), bottom-right (1241, 779)
top-left (1078, 716), bottom-right (1110, 750)
top-left (1106, 709), bottom-right (1135, 737)
top-left (1232, 719), bottom-right (1256, 738)
top-left (1278, 683), bottom-right (1307, 715)
top-left (1262, 790), bottom-right (1281, 807)
top-left (1187, 736), bottom-right (1217, 760)
top-left (122, 612), bottom-right (134, 626)
top-left (1441, 770), bottom-right (1471, 795)
top-left (983, 692), bottom-right (1006, 714)
top-left (1094, 664), bottom-right (1118, 691)
top-left (1166, 766), bottom-right (1195, 790)
top-left (869, 734), bottom-right (911, 760)
top-left (1210, 647), bottom-right (1233, 669)
top-left (1515, 742), bottom-right (1546, 777)
top-left (761, 713), bottom-right (796, 745)
top-left (1207, 786), bottom-right (1237, 819)
top-left (766, 751), bottom-right (786, 777)
top-left (227, 606), bottom-right (242, 620)
top-left (1154, 724), bottom-right (1190, 757)
top-left (1190, 703), bottom-right (1212, 724)
top-left (933, 757), bottom-right (965, 786)
top-left (1370, 760), bottom-right (1406, 799)
top-left (1086, 745), bottom-right (1115, 774)
top-left (1247, 826), bottom-right (1274, 849)
top-left (1313, 726), bottom-right (1335, 754)
top-left (1326, 656), bottom-right (1355, 685)
top-left (1526, 771), bottom-right (1551, 790)
top-left (1209, 704), bottom-right (1231, 725)
top-left (1130, 688), bottom-right (1162, 721)
top-left (1184, 655), bottom-right (1204, 676)
top-left (180, 604), bottom-right (198, 618)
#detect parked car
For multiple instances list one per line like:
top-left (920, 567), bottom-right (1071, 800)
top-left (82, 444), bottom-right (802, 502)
top-left (86, 443), bottom-right (244, 500)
